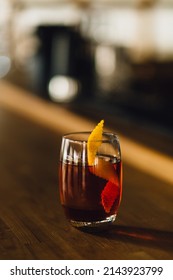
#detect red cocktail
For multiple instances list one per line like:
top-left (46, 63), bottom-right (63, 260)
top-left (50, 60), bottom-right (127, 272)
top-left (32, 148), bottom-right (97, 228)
top-left (59, 130), bottom-right (122, 228)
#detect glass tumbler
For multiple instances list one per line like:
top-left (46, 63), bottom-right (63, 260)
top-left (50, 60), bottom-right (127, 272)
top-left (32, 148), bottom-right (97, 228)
top-left (59, 131), bottom-right (122, 229)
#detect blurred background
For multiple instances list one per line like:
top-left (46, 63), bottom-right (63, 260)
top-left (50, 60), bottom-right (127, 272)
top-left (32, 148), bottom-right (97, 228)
top-left (1, 0), bottom-right (173, 134)
top-left (0, 1), bottom-right (173, 260)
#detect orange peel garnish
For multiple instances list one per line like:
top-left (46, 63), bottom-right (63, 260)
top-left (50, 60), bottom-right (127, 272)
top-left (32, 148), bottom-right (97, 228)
top-left (101, 181), bottom-right (119, 213)
top-left (90, 157), bottom-right (119, 186)
top-left (87, 120), bottom-right (120, 213)
top-left (87, 120), bottom-right (104, 166)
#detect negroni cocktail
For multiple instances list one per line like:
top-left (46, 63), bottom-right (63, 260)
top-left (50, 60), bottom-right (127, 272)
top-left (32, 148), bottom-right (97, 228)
top-left (59, 121), bottom-right (122, 228)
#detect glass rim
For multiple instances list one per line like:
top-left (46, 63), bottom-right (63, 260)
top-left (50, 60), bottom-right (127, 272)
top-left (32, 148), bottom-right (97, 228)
top-left (62, 131), bottom-right (119, 143)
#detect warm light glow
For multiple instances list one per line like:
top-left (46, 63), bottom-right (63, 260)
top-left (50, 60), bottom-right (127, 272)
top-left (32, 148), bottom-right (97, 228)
top-left (154, 7), bottom-right (173, 58)
top-left (0, 56), bottom-right (11, 78)
top-left (0, 80), bottom-right (173, 186)
top-left (48, 75), bottom-right (79, 103)
top-left (12, 5), bottom-right (81, 31)
top-left (89, 8), bottom-right (137, 47)
top-left (95, 45), bottom-right (116, 77)
top-left (0, 0), bottom-right (11, 24)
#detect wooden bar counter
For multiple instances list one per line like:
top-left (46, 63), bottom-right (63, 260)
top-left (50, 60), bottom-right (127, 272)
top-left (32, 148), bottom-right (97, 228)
top-left (0, 82), bottom-right (173, 260)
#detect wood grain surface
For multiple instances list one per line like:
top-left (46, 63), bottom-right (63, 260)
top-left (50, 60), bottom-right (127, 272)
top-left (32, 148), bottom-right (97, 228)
top-left (0, 106), bottom-right (173, 260)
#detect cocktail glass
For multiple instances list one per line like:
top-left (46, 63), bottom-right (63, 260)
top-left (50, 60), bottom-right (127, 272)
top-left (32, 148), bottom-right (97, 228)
top-left (59, 131), bottom-right (122, 229)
